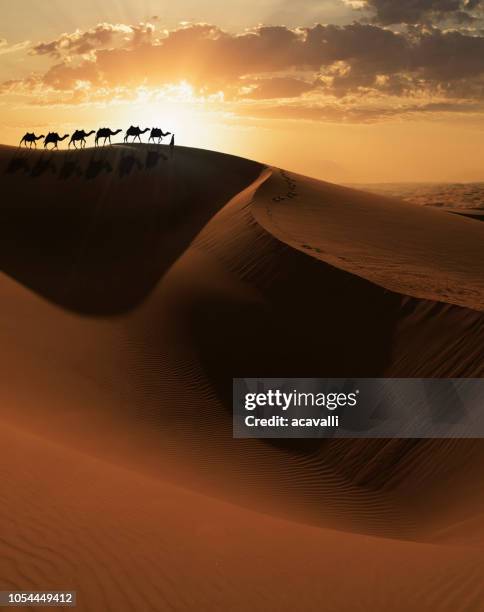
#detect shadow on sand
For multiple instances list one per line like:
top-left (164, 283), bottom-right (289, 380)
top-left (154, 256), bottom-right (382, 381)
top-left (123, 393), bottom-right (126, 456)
top-left (5, 145), bottom-right (169, 181)
top-left (0, 144), bottom-right (260, 315)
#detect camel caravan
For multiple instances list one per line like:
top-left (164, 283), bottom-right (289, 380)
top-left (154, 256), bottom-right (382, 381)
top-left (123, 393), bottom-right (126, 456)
top-left (19, 126), bottom-right (174, 149)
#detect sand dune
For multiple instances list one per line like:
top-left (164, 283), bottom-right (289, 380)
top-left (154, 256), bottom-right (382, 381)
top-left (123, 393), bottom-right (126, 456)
top-left (1, 143), bottom-right (483, 610)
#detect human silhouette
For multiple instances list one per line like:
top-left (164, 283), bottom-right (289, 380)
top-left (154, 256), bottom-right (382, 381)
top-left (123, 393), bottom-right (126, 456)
top-left (148, 128), bottom-right (171, 144)
top-left (44, 132), bottom-right (69, 149)
top-left (124, 126), bottom-right (150, 143)
top-left (69, 130), bottom-right (95, 149)
top-left (95, 128), bottom-right (122, 147)
top-left (170, 134), bottom-right (175, 149)
top-left (19, 133), bottom-right (45, 148)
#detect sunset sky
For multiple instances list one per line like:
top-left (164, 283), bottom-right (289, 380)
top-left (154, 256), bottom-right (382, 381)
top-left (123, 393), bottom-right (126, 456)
top-left (2, 0), bottom-right (484, 182)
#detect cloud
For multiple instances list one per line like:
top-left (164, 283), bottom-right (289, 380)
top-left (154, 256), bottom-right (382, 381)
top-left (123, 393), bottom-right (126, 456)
top-left (240, 77), bottom-right (316, 99)
top-left (0, 39), bottom-right (31, 56)
top-left (5, 20), bottom-right (484, 121)
top-left (23, 23), bottom-right (409, 91)
top-left (362, 0), bottom-right (484, 25)
top-left (30, 23), bottom-right (146, 58)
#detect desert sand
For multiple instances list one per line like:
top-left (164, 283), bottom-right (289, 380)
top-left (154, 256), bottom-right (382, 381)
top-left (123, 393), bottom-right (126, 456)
top-left (1, 143), bottom-right (483, 611)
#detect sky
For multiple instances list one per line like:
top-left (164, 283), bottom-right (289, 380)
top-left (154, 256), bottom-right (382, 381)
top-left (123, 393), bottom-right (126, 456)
top-left (2, 0), bottom-right (484, 182)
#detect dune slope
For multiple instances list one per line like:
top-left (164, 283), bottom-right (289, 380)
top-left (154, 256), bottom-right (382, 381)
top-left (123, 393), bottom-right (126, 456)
top-left (1, 143), bottom-right (483, 610)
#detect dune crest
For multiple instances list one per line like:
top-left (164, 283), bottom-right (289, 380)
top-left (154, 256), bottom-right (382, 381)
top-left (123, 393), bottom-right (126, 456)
top-left (252, 168), bottom-right (484, 311)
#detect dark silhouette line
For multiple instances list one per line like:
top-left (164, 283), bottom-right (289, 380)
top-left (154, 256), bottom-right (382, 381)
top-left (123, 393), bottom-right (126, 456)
top-left (16, 127), bottom-right (176, 149)
top-left (19, 133), bottom-right (45, 148)
top-left (69, 130), bottom-right (95, 149)
top-left (95, 128), bottom-right (122, 147)
top-left (44, 132), bottom-right (69, 149)
top-left (124, 126), bottom-right (150, 143)
top-left (149, 128), bottom-right (171, 144)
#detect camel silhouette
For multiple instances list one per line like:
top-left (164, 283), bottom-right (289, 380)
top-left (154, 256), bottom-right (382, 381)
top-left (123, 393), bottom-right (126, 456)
top-left (95, 128), bottom-right (122, 147)
top-left (44, 132), bottom-right (69, 149)
top-left (148, 128), bottom-right (171, 144)
top-left (124, 126), bottom-right (149, 143)
top-left (19, 133), bottom-right (45, 148)
top-left (69, 130), bottom-right (95, 149)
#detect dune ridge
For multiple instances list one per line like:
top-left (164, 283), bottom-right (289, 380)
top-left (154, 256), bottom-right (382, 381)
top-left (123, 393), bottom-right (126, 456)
top-left (1, 143), bottom-right (483, 610)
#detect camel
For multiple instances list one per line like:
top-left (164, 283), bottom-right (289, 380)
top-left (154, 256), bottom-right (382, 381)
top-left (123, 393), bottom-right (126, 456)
top-left (95, 128), bottom-right (122, 147)
top-left (124, 126), bottom-right (149, 143)
top-left (148, 128), bottom-right (171, 144)
top-left (69, 130), bottom-right (95, 149)
top-left (44, 132), bottom-right (69, 149)
top-left (19, 133), bottom-right (45, 148)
